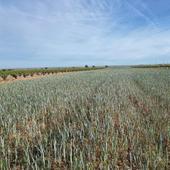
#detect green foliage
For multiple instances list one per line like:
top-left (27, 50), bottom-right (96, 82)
top-left (0, 67), bottom-right (103, 80)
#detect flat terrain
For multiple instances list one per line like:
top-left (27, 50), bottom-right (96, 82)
top-left (0, 68), bottom-right (169, 169)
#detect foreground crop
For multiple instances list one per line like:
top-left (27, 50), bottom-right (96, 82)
top-left (0, 68), bottom-right (170, 169)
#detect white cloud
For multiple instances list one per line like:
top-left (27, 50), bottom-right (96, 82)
top-left (0, 0), bottom-right (170, 68)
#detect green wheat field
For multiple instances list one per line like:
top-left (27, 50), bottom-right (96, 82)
top-left (0, 67), bottom-right (170, 169)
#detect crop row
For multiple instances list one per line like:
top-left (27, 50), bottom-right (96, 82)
top-left (0, 66), bottom-right (103, 80)
top-left (0, 68), bottom-right (169, 169)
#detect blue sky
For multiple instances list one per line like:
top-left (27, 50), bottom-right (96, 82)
top-left (0, 0), bottom-right (170, 68)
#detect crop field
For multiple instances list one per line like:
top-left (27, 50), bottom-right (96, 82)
top-left (0, 67), bottom-right (101, 81)
top-left (0, 68), bottom-right (170, 169)
top-left (131, 64), bottom-right (170, 68)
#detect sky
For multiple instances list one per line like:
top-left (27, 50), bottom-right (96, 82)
top-left (0, 0), bottom-right (170, 68)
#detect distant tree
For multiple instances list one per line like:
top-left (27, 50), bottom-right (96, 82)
top-left (45, 67), bottom-right (48, 69)
top-left (92, 65), bottom-right (95, 68)
top-left (11, 74), bottom-right (17, 79)
top-left (105, 65), bottom-right (109, 68)
top-left (85, 65), bottom-right (88, 68)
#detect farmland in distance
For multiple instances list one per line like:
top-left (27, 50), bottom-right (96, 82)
top-left (0, 67), bottom-right (170, 169)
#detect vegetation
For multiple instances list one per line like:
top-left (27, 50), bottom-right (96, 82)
top-left (0, 67), bottom-right (103, 80)
top-left (0, 68), bottom-right (169, 169)
top-left (131, 64), bottom-right (170, 68)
